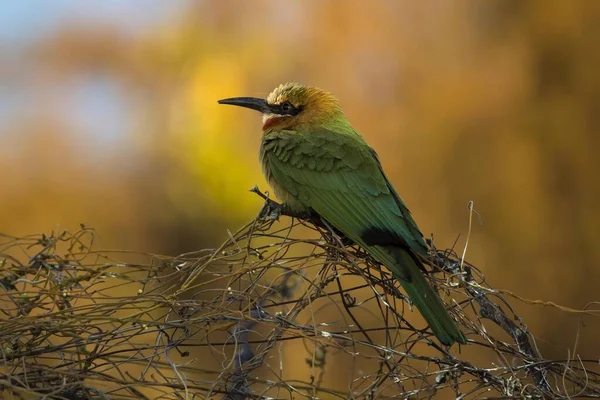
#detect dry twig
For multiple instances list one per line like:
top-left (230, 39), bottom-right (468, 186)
top-left (0, 205), bottom-right (599, 399)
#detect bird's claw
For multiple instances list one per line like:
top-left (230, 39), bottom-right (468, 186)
top-left (251, 185), bottom-right (286, 221)
top-left (260, 199), bottom-right (283, 221)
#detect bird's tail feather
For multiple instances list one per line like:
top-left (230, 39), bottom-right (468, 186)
top-left (374, 246), bottom-right (466, 346)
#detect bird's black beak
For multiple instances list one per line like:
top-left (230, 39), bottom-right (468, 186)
top-left (218, 97), bottom-right (270, 113)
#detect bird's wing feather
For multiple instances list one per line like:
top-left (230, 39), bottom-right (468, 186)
top-left (264, 128), bottom-right (428, 260)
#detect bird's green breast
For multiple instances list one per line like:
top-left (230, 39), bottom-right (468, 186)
top-left (259, 130), bottom-right (308, 213)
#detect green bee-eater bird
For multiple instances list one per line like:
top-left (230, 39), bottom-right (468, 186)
top-left (218, 82), bottom-right (466, 346)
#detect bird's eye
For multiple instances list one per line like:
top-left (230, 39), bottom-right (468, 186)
top-left (280, 102), bottom-right (293, 113)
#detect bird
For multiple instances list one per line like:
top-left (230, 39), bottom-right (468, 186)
top-left (218, 82), bottom-right (466, 346)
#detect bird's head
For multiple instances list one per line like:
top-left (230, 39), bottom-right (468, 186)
top-left (218, 82), bottom-right (350, 132)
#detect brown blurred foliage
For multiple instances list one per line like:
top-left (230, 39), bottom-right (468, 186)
top-left (1, 0), bottom-right (600, 392)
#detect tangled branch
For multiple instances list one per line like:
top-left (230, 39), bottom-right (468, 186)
top-left (0, 207), bottom-right (599, 399)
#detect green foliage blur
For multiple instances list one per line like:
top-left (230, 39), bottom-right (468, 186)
top-left (1, 0), bottom-right (599, 381)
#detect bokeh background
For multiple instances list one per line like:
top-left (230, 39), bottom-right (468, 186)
top-left (1, 0), bottom-right (599, 389)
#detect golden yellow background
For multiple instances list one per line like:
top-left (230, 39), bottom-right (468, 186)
top-left (1, 0), bottom-right (599, 390)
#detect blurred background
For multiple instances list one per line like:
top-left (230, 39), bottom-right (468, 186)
top-left (1, 0), bottom-right (599, 387)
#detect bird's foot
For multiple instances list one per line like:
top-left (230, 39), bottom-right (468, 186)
top-left (262, 200), bottom-right (283, 221)
top-left (250, 186), bottom-right (284, 221)
top-left (251, 185), bottom-right (315, 222)
top-left (249, 186), bottom-right (352, 246)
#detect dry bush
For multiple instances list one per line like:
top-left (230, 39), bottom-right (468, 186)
top-left (1, 201), bottom-right (599, 399)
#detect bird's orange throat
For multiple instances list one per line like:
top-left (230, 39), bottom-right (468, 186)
top-left (262, 115), bottom-right (292, 130)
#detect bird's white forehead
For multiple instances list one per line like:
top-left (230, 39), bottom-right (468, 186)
top-left (267, 82), bottom-right (303, 105)
top-left (266, 87), bottom-right (287, 105)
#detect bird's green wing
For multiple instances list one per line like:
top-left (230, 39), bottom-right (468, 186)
top-left (263, 128), bottom-right (428, 263)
